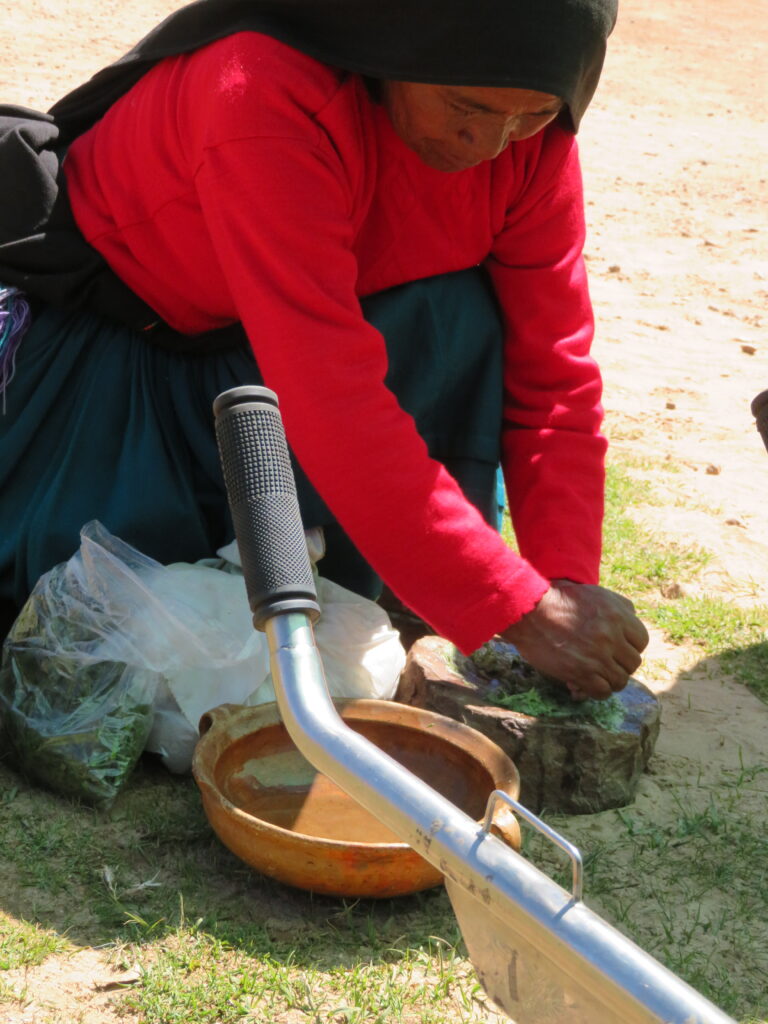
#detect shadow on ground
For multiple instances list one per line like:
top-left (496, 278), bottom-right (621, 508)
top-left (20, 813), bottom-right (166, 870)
top-left (0, 754), bottom-right (458, 969)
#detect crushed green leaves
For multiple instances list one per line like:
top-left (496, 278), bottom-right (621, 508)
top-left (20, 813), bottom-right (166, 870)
top-left (0, 564), bottom-right (155, 807)
top-left (463, 640), bottom-right (626, 732)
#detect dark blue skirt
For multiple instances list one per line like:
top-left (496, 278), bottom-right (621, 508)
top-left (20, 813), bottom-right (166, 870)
top-left (0, 267), bottom-right (503, 611)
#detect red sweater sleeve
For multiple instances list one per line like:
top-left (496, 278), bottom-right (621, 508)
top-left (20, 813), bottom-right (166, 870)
top-left (488, 128), bottom-right (607, 584)
top-left (194, 131), bottom-right (550, 653)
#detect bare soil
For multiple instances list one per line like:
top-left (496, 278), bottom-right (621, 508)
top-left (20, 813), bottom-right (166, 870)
top-left (1, 0), bottom-right (767, 1021)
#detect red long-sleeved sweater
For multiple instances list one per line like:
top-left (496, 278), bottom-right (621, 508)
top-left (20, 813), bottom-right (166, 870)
top-left (63, 32), bottom-right (607, 654)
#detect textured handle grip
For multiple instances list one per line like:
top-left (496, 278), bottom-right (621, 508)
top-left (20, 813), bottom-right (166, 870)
top-left (213, 386), bottom-right (320, 629)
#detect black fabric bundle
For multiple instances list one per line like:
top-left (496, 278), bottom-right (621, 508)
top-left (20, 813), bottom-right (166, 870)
top-left (2, 0), bottom-right (618, 331)
top-left (0, 108), bottom-right (162, 326)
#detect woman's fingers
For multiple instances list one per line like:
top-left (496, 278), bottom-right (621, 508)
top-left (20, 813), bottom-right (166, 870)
top-left (566, 678), bottom-right (611, 701)
top-left (615, 637), bottom-right (644, 677)
top-left (567, 660), bottom-right (630, 700)
top-left (502, 580), bottom-right (650, 701)
top-left (624, 615), bottom-right (650, 654)
top-left (582, 660), bottom-right (628, 697)
top-left (565, 682), bottom-right (589, 701)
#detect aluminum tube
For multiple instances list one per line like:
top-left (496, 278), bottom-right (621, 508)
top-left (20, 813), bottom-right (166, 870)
top-left (266, 612), bottom-right (735, 1024)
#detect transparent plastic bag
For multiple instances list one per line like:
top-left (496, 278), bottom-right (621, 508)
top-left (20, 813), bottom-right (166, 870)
top-left (0, 522), bottom-right (406, 794)
top-left (0, 521), bottom-right (271, 804)
top-left (0, 523), bottom-right (161, 806)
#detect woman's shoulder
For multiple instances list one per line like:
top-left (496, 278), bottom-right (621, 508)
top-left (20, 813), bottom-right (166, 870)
top-left (491, 119), bottom-right (580, 202)
top-left (180, 31), bottom-right (351, 124)
top-left (512, 120), bottom-right (579, 175)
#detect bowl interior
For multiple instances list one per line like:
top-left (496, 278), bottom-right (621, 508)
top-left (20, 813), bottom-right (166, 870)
top-left (213, 716), bottom-right (498, 845)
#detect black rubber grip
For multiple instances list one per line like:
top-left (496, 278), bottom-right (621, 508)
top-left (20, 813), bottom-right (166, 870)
top-left (751, 390), bottom-right (768, 454)
top-left (213, 386), bottom-right (320, 629)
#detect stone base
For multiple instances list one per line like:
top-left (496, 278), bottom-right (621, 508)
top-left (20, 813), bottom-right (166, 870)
top-left (396, 636), bottom-right (661, 815)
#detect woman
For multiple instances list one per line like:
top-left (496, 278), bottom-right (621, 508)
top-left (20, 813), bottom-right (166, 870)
top-left (0, 0), bottom-right (648, 698)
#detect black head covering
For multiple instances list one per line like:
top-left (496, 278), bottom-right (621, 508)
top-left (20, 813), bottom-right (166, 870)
top-left (50, 0), bottom-right (618, 142)
top-left (1, 0), bottom-right (616, 325)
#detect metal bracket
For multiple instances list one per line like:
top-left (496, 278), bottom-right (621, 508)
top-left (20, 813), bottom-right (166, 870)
top-left (483, 790), bottom-right (584, 902)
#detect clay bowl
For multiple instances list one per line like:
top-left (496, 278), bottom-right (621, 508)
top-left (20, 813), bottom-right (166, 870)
top-left (192, 700), bottom-right (521, 898)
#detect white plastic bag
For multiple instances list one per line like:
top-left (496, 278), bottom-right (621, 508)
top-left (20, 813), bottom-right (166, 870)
top-left (145, 536), bottom-right (406, 773)
top-left (140, 559), bottom-right (272, 771)
top-left (312, 575), bottom-right (406, 699)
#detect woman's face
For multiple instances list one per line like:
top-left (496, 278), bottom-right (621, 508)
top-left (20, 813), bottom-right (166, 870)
top-left (381, 82), bottom-right (563, 172)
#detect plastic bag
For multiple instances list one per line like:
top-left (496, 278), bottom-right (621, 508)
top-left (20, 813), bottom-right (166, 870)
top-left (0, 523), bottom-right (160, 806)
top-left (146, 546), bottom-right (406, 773)
top-left (0, 522), bottom-right (274, 804)
top-left (206, 533), bottom-right (405, 699)
top-left (0, 521), bottom-right (406, 796)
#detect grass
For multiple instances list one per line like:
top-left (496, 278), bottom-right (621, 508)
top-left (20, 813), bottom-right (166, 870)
top-left (520, 761), bottom-right (768, 1018)
top-left (602, 460), bottom-right (768, 704)
top-left (121, 923), bottom-right (484, 1024)
top-left (0, 760), bottom-right (495, 1023)
top-left (649, 598), bottom-right (768, 703)
top-left (601, 463), bottom-right (711, 595)
top-left (0, 914), bottom-right (70, 970)
top-left (0, 453), bottom-right (767, 1023)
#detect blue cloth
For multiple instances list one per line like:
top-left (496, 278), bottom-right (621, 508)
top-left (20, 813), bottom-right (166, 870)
top-left (0, 267), bottom-right (504, 609)
top-left (496, 466), bottom-right (507, 529)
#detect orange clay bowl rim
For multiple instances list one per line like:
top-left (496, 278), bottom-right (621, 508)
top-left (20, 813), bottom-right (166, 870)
top-left (192, 698), bottom-right (520, 850)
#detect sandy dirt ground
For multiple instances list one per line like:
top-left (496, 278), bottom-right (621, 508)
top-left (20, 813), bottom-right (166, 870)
top-left (1, 0), bottom-right (767, 1020)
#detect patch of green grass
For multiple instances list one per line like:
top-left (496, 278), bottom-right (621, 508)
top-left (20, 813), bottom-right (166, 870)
top-left (503, 461), bottom-right (711, 599)
top-left (128, 929), bottom-right (483, 1024)
top-left (0, 761), bottom-right (495, 1022)
top-left (721, 640), bottom-right (768, 704)
top-left (499, 507), bottom-right (516, 549)
top-left (0, 914), bottom-right (70, 970)
top-left (605, 460), bottom-right (657, 507)
top-left (113, 893), bottom-right (491, 1024)
top-left (646, 598), bottom-right (768, 703)
top-left (602, 464), bottom-right (710, 596)
top-left (125, 925), bottom-right (485, 1024)
top-left (123, 930), bottom-right (267, 1024)
top-left (501, 461), bottom-right (709, 597)
top-left (522, 764), bottom-right (768, 1020)
top-left (620, 452), bottom-right (682, 475)
top-left (648, 597), bottom-right (768, 651)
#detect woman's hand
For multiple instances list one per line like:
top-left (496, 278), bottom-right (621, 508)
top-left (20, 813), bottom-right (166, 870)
top-left (501, 580), bottom-right (649, 700)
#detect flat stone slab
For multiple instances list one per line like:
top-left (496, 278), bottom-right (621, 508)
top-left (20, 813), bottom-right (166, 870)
top-left (396, 636), bottom-right (661, 815)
